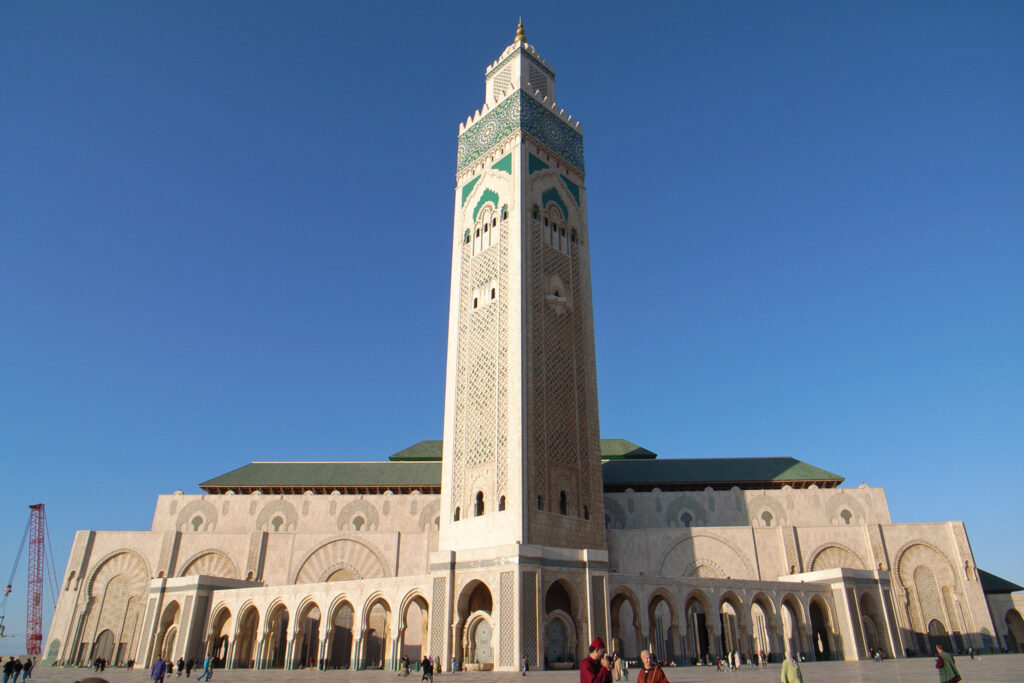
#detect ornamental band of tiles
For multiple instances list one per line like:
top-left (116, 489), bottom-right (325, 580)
top-left (41, 24), bottom-right (1022, 673)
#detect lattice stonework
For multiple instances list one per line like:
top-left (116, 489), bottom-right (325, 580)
top-left (521, 572), bottom-right (538, 666)
top-left (431, 577), bottom-right (447, 658)
top-left (499, 572), bottom-right (516, 667)
top-left (590, 576), bottom-right (607, 645)
top-left (452, 213), bottom-right (509, 513)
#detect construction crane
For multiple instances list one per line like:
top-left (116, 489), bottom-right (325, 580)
top-left (0, 504), bottom-right (58, 654)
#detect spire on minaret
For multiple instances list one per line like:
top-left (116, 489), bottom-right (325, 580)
top-left (514, 19), bottom-right (525, 44)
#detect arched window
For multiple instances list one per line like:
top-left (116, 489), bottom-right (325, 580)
top-left (483, 224), bottom-right (488, 233)
top-left (490, 288), bottom-right (496, 299)
top-left (498, 496), bottom-right (506, 511)
top-left (502, 208), bottom-right (508, 220)
top-left (475, 228), bottom-right (480, 237)
top-left (559, 491), bottom-right (568, 515)
top-left (583, 506), bottom-right (589, 520)
top-left (492, 217), bottom-right (497, 227)
top-left (680, 512), bottom-right (693, 528)
top-left (543, 217), bottom-right (549, 226)
top-left (761, 510), bottom-right (773, 527)
top-left (537, 495), bottom-right (544, 511)
top-left (271, 515), bottom-right (284, 532)
top-left (454, 507), bottom-right (461, 521)
top-left (464, 233), bottom-right (470, 244)
top-left (840, 509), bottom-right (853, 525)
top-left (473, 297), bottom-right (478, 309)
top-left (352, 516), bottom-right (364, 531)
top-left (474, 491), bottom-right (485, 517)
top-left (191, 516), bottom-right (203, 531)
top-left (533, 208), bottom-right (539, 220)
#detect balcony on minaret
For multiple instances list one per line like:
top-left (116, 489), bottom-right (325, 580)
top-left (484, 22), bottom-right (556, 105)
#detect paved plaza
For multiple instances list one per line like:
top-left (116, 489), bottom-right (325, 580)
top-left (21, 655), bottom-right (1024, 683)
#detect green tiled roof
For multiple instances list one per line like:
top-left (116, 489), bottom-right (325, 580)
top-left (601, 457), bottom-right (843, 490)
top-left (599, 439), bottom-right (657, 460)
top-left (201, 450), bottom-right (842, 493)
top-left (200, 461), bottom-right (442, 492)
top-left (388, 439), bottom-right (656, 461)
top-left (389, 440), bottom-right (444, 461)
top-left (979, 569), bottom-right (1024, 594)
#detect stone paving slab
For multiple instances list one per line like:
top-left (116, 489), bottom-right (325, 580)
top-left (19, 656), bottom-right (1024, 683)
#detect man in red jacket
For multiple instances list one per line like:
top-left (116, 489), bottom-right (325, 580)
top-left (581, 638), bottom-right (611, 683)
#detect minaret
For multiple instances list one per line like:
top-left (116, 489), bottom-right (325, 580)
top-left (431, 23), bottom-right (608, 670)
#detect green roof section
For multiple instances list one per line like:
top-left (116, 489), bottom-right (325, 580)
top-left (201, 442), bottom-right (843, 492)
top-left (599, 439), bottom-right (657, 460)
top-left (979, 568), bottom-right (1024, 594)
top-left (601, 457), bottom-right (843, 487)
top-left (390, 440), bottom-right (443, 461)
top-left (200, 461), bottom-right (441, 491)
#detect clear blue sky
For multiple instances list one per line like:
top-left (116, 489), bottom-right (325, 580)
top-left (2, 1), bottom-right (1022, 653)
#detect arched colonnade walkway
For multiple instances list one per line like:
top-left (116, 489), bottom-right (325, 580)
top-left (607, 579), bottom-right (854, 665)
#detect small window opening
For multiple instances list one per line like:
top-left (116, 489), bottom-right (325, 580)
top-left (559, 491), bottom-right (568, 515)
top-left (571, 229), bottom-right (578, 243)
top-left (761, 510), bottom-right (773, 527)
top-left (840, 509), bottom-right (853, 525)
top-left (464, 234), bottom-right (470, 244)
top-left (553, 289), bottom-right (561, 297)
top-left (560, 228), bottom-right (566, 237)
top-left (454, 507), bottom-right (461, 521)
top-left (537, 495), bottom-right (544, 510)
top-left (498, 495), bottom-right (506, 511)
top-left (352, 516), bottom-right (364, 531)
top-left (271, 516), bottom-right (284, 532)
top-left (583, 506), bottom-right (589, 520)
top-left (533, 208), bottom-right (539, 220)
top-left (474, 491), bottom-right (485, 517)
top-left (484, 225), bottom-right (488, 233)
top-left (544, 217), bottom-right (549, 226)
top-left (473, 298), bottom-right (478, 309)
top-left (490, 288), bottom-right (496, 299)
top-left (475, 228), bottom-right (480, 237)
top-left (492, 218), bottom-right (496, 227)
top-left (680, 512), bottom-right (693, 528)
top-left (191, 516), bottom-right (203, 531)
top-left (502, 209), bottom-right (508, 220)
top-left (434, 517), bottom-right (440, 529)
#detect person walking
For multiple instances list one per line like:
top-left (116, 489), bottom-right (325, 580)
top-left (780, 653), bottom-right (803, 683)
top-left (420, 656), bottom-right (433, 683)
top-left (151, 657), bottom-right (167, 683)
top-left (11, 659), bottom-right (22, 683)
top-left (20, 660), bottom-right (31, 682)
top-left (935, 645), bottom-right (962, 683)
top-left (197, 654), bottom-right (212, 682)
top-left (2, 658), bottom-right (13, 683)
top-left (176, 658), bottom-right (184, 677)
top-left (185, 659), bottom-right (193, 678)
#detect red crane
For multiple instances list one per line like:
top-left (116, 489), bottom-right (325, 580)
top-left (1, 504), bottom-right (57, 654)
top-left (27, 504), bottom-right (46, 655)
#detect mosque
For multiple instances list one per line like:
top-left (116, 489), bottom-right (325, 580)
top-left (43, 24), bottom-right (1024, 672)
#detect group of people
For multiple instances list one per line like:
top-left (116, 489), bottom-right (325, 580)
top-left (149, 655), bottom-right (214, 683)
top-left (1, 657), bottom-right (32, 683)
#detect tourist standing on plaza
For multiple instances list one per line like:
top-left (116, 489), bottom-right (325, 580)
top-left (780, 653), bottom-right (803, 683)
top-left (151, 657), bottom-right (167, 683)
top-left (635, 650), bottom-right (667, 683)
top-left (934, 645), bottom-right (962, 682)
top-left (520, 656), bottom-right (528, 676)
top-left (2, 658), bottom-right (13, 683)
top-left (420, 656), bottom-right (433, 683)
top-left (580, 638), bottom-right (611, 683)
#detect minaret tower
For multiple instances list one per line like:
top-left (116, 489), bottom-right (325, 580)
top-left (432, 23), bottom-right (608, 671)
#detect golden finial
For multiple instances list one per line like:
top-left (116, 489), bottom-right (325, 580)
top-left (515, 19), bottom-right (525, 44)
